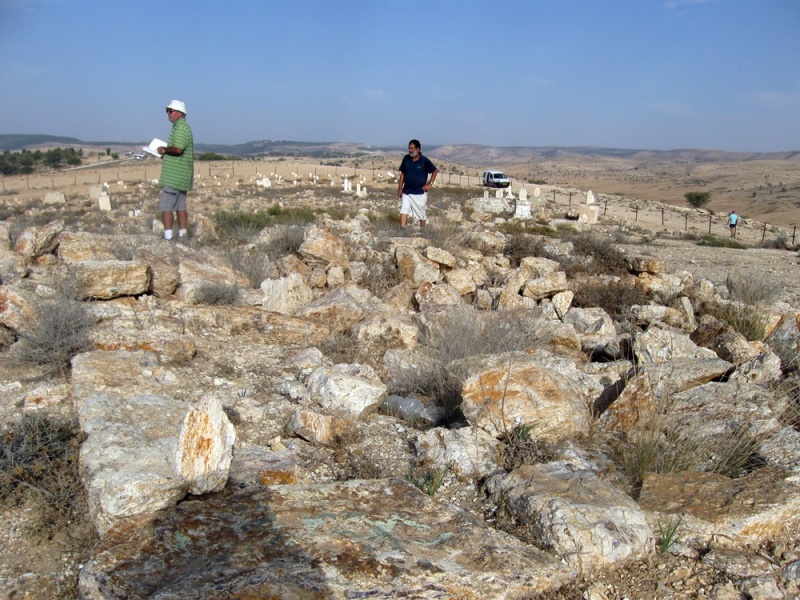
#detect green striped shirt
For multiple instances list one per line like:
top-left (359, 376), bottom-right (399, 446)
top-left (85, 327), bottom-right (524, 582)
top-left (159, 118), bottom-right (194, 191)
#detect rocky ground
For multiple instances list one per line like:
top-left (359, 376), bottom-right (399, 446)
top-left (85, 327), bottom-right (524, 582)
top-left (2, 165), bottom-right (800, 599)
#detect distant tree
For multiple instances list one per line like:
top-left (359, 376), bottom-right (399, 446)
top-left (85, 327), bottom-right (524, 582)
top-left (684, 191), bottom-right (712, 208)
top-left (110, 152), bottom-right (119, 160)
top-left (197, 152), bottom-right (229, 161)
top-left (105, 148), bottom-right (111, 156)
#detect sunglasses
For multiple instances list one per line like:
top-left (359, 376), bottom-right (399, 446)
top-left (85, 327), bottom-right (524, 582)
top-left (166, 108), bottom-right (177, 114)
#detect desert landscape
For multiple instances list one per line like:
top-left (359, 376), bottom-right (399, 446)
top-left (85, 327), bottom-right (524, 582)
top-left (2, 146), bottom-right (800, 599)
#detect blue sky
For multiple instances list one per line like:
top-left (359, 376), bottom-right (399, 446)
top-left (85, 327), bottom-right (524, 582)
top-left (1, 0), bottom-right (798, 152)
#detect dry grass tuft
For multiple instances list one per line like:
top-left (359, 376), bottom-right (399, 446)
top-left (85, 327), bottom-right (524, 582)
top-left (389, 307), bottom-right (546, 427)
top-left (12, 276), bottom-right (95, 373)
top-left (193, 282), bottom-right (241, 306)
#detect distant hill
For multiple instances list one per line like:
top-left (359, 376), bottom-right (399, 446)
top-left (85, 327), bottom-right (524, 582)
top-left (1, 134), bottom-right (797, 163)
top-left (0, 134), bottom-right (86, 151)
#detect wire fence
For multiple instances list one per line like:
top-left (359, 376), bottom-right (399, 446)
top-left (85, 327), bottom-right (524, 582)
top-left (2, 159), bottom-right (797, 246)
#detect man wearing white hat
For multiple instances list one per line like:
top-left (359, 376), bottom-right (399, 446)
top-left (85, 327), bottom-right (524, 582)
top-left (158, 100), bottom-right (194, 239)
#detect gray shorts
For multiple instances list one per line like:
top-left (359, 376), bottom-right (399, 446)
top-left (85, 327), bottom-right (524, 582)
top-left (160, 186), bottom-right (188, 211)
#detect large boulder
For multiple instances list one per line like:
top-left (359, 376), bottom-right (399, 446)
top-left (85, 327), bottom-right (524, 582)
top-left (76, 260), bottom-right (151, 300)
top-left (485, 461), bottom-right (653, 572)
top-left (453, 350), bottom-right (593, 441)
top-left (79, 479), bottom-right (573, 599)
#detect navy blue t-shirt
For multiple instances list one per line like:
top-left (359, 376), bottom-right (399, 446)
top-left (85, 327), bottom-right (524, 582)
top-left (399, 154), bottom-right (437, 195)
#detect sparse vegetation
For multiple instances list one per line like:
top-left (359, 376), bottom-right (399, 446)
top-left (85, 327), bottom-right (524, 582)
top-left (224, 245), bottom-right (275, 288)
top-left (571, 276), bottom-right (650, 319)
top-left (406, 464), bottom-right (449, 496)
top-left (696, 234), bottom-right (748, 249)
top-left (0, 410), bottom-right (93, 537)
top-left (13, 288), bottom-right (95, 373)
top-left (657, 515), bottom-right (683, 554)
top-left (389, 307), bottom-right (546, 427)
top-left (725, 271), bottom-right (783, 305)
top-left (193, 282), bottom-right (241, 305)
top-left (499, 424), bottom-right (555, 471)
top-left (703, 302), bottom-right (769, 341)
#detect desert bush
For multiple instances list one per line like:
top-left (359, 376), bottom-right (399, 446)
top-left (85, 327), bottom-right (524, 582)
top-left (0, 411), bottom-right (91, 535)
top-left (618, 414), bottom-right (770, 496)
top-left (562, 232), bottom-right (630, 277)
top-left (13, 292), bottom-right (95, 373)
top-left (696, 234), bottom-right (748, 249)
top-left (503, 234), bottom-right (550, 267)
top-left (389, 307), bottom-right (546, 427)
top-left (420, 220), bottom-right (464, 253)
top-left (319, 329), bottom-right (365, 365)
top-left (703, 302), bottom-right (769, 341)
top-left (365, 210), bottom-right (402, 236)
top-left (760, 235), bottom-right (795, 251)
top-left (263, 223), bottom-right (306, 259)
top-left (684, 191), bottom-right (712, 208)
top-left (108, 235), bottom-right (147, 261)
top-left (328, 428), bottom-right (397, 481)
top-left (725, 271), bottom-right (783, 305)
top-left (359, 257), bottom-right (401, 298)
top-left (193, 282), bottom-right (241, 306)
top-left (212, 210), bottom-right (274, 242)
top-left (571, 276), bottom-right (650, 319)
top-left (499, 424), bottom-right (555, 471)
top-left (223, 244), bottom-right (275, 288)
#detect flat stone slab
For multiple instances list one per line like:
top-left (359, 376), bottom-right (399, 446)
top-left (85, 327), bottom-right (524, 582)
top-left (79, 478), bottom-right (573, 599)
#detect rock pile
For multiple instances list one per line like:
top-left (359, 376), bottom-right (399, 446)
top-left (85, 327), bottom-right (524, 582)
top-left (1, 209), bottom-right (800, 599)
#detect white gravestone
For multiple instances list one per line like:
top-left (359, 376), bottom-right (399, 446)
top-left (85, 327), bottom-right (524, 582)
top-left (587, 190), bottom-right (595, 204)
top-left (98, 193), bottom-right (112, 212)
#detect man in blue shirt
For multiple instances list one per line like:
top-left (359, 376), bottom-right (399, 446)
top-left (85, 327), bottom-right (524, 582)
top-left (397, 139), bottom-right (437, 230)
top-left (728, 211), bottom-right (738, 237)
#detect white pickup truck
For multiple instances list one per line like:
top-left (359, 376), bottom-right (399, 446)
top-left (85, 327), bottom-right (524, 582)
top-left (482, 170), bottom-right (510, 188)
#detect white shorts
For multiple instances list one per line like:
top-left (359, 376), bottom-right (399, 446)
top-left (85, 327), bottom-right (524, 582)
top-left (400, 193), bottom-right (427, 221)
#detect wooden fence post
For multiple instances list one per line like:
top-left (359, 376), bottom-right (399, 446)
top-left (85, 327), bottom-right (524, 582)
top-left (634, 207), bottom-right (638, 221)
top-left (793, 225), bottom-right (796, 246)
top-left (661, 207), bottom-right (665, 226)
top-left (762, 222), bottom-right (767, 242)
top-left (604, 199), bottom-right (608, 215)
top-left (708, 215), bottom-right (712, 234)
top-left (552, 189), bottom-right (556, 203)
top-left (685, 213), bottom-right (688, 230)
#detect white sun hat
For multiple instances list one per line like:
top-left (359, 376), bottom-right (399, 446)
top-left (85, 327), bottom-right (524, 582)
top-left (166, 100), bottom-right (187, 115)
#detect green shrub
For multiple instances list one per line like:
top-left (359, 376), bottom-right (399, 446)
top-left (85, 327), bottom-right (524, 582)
top-left (697, 235), bottom-right (748, 249)
top-left (212, 210), bottom-right (273, 242)
top-left (657, 516), bottom-right (683, 554)
top-left (684, 191), bottom-right (712, 208)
